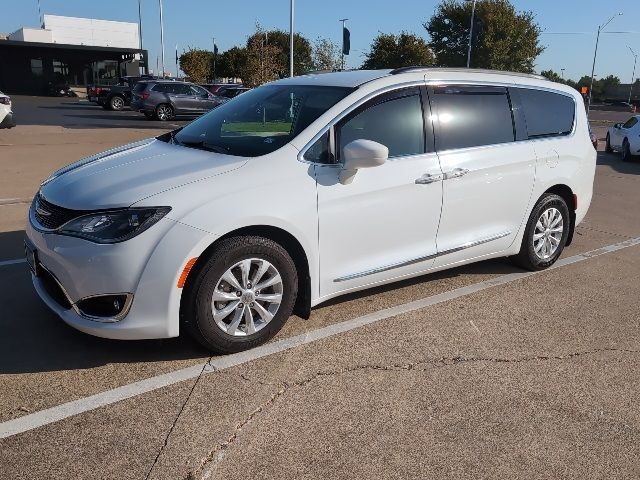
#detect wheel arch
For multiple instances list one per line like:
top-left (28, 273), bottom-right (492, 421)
top-left (544, 184), bottom-right (576, 246)
top-left (180, 225), bottom-right (312, 322)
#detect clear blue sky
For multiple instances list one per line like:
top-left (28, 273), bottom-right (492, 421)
top-left (1, 0), bottom-right (639, 81)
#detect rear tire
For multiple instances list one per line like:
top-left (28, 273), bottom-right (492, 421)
top-left (605, 133), bottom-right (613, 153)
top-left (155, 103), bottom-right (173, 121)
top-left (513, 194), bottom-right (570, 271)
top-left (183, 236), bottom-right (298, 353)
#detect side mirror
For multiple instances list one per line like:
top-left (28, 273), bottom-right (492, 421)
top-left (339, 139), bottom-right (388, 185)
top-left (614, 123), bottom-right (622, 129)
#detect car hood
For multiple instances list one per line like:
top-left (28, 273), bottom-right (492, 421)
top-left (39, 138), bottom-right (247, 210)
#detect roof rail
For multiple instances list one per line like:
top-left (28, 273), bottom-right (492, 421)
top-left (389, 66), bottom-right (548, 81)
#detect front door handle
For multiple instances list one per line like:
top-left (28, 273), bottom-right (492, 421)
top-left (415, 173), bottom-right (443, 185)
top-left (443, 168), bottom-right (470, 180)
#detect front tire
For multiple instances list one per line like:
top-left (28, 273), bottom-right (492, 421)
top-left (183, 236), bottom-right (298, 353)
top-left (513, 194), bottom-right (570, 271)
top-left (622, 139), bottom-right (634, 162)
top-left (155, 103), bottom-right (173, 121)
top-left (605, 133), bottom-right (613, 153)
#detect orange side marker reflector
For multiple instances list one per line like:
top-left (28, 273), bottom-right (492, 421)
top-left (177, 257), bottom-right (198, 288)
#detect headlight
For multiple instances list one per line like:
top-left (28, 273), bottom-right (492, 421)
top-left (59, 207), bottom-right (171, 243)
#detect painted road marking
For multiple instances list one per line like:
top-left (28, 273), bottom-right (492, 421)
top-left (1, 236), bottom-right (639, 439)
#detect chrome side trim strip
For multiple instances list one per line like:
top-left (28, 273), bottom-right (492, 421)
top-left (333, 230), bottom-right (511, 283)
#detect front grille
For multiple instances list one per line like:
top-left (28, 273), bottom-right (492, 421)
top-left (38, 266), bottom-right (72, 310)
top-left (33, 194), bottom-right (87, 230)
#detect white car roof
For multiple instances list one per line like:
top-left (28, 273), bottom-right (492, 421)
top-left (271, 67), bottom-right (551, 89)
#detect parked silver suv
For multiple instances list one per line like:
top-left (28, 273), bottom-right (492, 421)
top-left (131, 80), bottom-right (220, 120)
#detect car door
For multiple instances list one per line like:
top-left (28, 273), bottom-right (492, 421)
top-left (430, 84), bottom-right (536, 267)
top-left (189, 85), bottom-right (215, 113)
top-left (313, 86), bottom-right (444, 298)
top-left (613, 117), bottom-right (638, 148)
top-left (170, 83), bottom-right (197, 114)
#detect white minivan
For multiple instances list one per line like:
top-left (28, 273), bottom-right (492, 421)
top-left (25, 68), bottom-right (596, 352)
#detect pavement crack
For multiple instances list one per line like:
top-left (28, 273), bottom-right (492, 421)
top-left (576, 225), bottom-right (632, 239)
top-left (145, 357), bottom-right (212, 480)
top-left (190, 347), bottom-right (638, 479)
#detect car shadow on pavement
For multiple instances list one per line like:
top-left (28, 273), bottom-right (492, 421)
top-left (597, 151), bottom-right (640, 175)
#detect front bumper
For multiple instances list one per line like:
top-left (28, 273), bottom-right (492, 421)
top-left (26, 206), bottom-right (212, 339)
top-left (0, 112), bottom-right (15, 129)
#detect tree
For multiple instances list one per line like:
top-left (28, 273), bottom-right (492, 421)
top-left (362, 32), bottom-right (434, 69)
top-left (540, 69), bottom-right (563, 83)
top-left (179, 48), bottom-right (213, 83)
top-left (217, 46), bottom-right (248, 79)
top-left (241, 28), bottom-right (283, 87)
top-left (425, 0), bottom-right (544, 73)
top-left (312, 37), bottom-right (341, 71)
top-left (246, 29), bottom-right (313, 77)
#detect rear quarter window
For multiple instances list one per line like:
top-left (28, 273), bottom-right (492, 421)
top-left (513, 88), bottom-right (575, 139)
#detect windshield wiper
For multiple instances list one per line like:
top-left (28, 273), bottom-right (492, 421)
top-left (177, 140), bottom-right (229, 154)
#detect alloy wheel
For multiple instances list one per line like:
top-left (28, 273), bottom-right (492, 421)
top-left (533, 207), bottom-right (564, 260)
top-left (211, 258), bottom-right (283, 337)
top-left (111, 97), bottom-right (124, 110)
top-left (156, 105), bottom-right (172, 121)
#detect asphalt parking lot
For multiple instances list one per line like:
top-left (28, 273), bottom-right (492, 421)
top-left (1, 98), bottom-right (639, 479)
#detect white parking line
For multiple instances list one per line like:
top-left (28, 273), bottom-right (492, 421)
top-left (1, 235), bottom-right (639, 440)
top-left (0, 258), bottom-right (26, 267)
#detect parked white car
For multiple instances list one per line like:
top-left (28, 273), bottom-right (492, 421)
top-left (605, 115), bottom-right (640, 161)
top-left (0, 91), bottom-right (15, 129)
top-left (25, 68), bottom-right (596, 353)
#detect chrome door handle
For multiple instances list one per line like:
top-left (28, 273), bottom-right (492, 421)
top-left (443, 168), bottom-right (470, 180)
top-left (415, 173), bottom-right (443, 185)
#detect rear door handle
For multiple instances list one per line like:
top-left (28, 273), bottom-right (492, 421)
top-left (443, 168), bottom-right (470, 180)
top-left (415, 173), bottom-right (443, 185)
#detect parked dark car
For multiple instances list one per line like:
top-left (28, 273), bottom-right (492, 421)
top-left (214, 86), bottom-right (251, 99)
top-left (200, 83), bottom-right (241, 94)
top-left (88, 75), bottom-right (157, 110)
top-left (131, 80), bottom-right (220, 120)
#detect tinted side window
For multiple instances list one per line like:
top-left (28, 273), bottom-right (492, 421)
top-left (151, 83), bottom-right (168, 93)
top-left (172, 84), bottom-right (191, 95)
top-left (432, 85), bottom-right (514, 151)
top-left (338, 92), bottom-right (425, 159)
top-left (622, 117), bottom-right (638, 129)
top-left (515, 88), bottom-right (575, 138)
top-left (304, 130), bottom-right (332, 163)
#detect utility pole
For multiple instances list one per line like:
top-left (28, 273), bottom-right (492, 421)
top-left (560, 68), bottom-right (565, 80)
top-left (628, 46), bottom-right (638, 104)
top-left (175, 44), bottom-right (179, 79)
top-left (37, 0), bottom-right (43, 27)
top-left (339, 19), bottom-right (348, 71)
top-left (158, 0), bottom-right (166, 77)
top-left (138, 0), bottom-right (144, 74)
top-left (289, 0), bottom-right (295, 77)
top-left (588, 13), bottom-right (622, 115)
top-left (466, 0), bottom-right (477, 68)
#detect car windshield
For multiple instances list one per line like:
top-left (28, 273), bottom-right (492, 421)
top-left (173, 84), bottom-right (353, 157)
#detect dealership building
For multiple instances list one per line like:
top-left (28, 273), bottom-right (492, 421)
top-left (0, 14), bottom-right (147, 94)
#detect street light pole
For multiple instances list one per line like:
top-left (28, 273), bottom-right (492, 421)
top-left (138, 0), bottom-right (145, 74)
top-left (628, 46), bottom-right (638, 104)
top-left (289, 0), bottom-right (294, 77)
top-left (560, 68), bottom-right (565, 80)
top-left (158, 0), bottom-right (166, 77)
top-left (587, 13), bottom-right (622, 115)
top-left (466, 0), bottom-right (477, 68)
